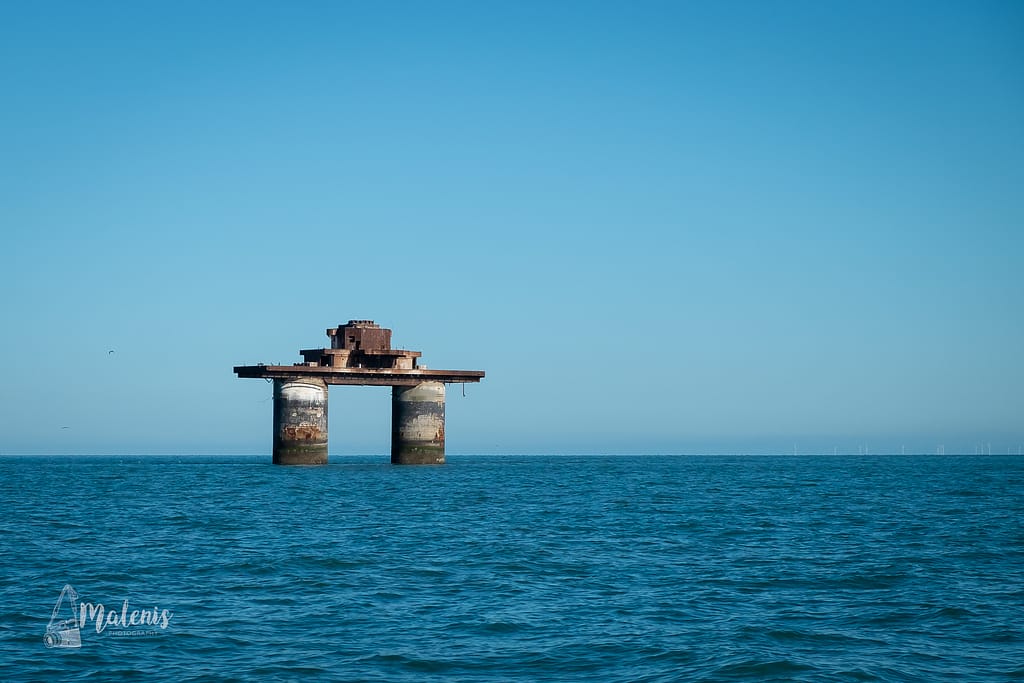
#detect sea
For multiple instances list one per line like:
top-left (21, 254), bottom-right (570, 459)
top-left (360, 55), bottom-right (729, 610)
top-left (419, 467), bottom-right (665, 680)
top-left (0, 454), bottom-right (1021, 682)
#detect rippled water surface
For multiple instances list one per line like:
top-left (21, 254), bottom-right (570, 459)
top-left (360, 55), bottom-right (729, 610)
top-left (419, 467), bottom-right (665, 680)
top-left (1, 454), bottom-right (1022, 681)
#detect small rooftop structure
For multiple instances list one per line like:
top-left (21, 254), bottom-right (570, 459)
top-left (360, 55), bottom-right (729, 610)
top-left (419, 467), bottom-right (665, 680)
top-left (235, 320), bottom-right (483, 386)
top-left (300, 320), bottom-right (422, 370)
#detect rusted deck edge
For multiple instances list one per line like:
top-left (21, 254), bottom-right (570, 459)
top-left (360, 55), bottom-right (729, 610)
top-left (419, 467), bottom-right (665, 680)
top-left (234, 365), bottom-right (484, 386)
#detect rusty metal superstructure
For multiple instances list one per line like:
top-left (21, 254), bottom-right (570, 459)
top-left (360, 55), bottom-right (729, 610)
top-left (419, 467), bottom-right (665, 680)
top-left (234, 320), bottom-right (484, 465)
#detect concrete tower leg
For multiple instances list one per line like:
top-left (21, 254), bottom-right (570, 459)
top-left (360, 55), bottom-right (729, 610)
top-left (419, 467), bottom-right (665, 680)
top-left (272, 378), bottom-right (328, 465)
top-left (392, 381), bottom-right (446, 464)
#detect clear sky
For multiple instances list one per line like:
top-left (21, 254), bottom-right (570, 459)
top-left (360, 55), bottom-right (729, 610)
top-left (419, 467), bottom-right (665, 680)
top-left (2, 1), bottom-right (1021, 456)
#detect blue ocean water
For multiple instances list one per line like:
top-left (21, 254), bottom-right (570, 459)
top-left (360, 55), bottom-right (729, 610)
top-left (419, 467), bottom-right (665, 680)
top-left (0, 454), bottom-right (1021, 682)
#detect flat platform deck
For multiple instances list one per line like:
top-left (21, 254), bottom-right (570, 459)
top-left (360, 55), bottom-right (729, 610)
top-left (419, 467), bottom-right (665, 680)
top-left (233, 364), bottom-right (485, 386)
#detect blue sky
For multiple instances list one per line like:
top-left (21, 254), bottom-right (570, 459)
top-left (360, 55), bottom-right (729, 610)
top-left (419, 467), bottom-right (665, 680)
top-left (2, 1), bottom-right (1021, 455)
